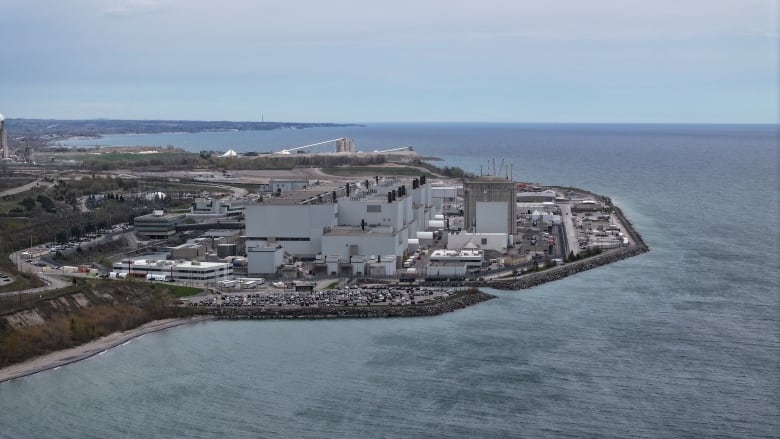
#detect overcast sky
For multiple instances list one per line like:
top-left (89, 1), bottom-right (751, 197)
top-left (0, 0), bottom-right (776, 123)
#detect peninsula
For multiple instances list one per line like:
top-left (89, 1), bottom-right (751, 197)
top-left (0, 131), bottom-right (648, 382)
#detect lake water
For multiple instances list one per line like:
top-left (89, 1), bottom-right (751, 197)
top-left (5, 123), bottom-right (779, 438)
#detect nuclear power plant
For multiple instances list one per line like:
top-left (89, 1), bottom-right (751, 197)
top-left (0, 113), bottom-right (8, 160)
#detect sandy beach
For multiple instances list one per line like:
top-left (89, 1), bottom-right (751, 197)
top-left (0, 316), bottom-right (213, 384)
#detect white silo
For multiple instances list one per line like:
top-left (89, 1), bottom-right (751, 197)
top-left (0, 113), bottom-right (8, 160)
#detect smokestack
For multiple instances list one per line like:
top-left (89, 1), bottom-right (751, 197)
top-left (0, 114), bottom-right (7, 160)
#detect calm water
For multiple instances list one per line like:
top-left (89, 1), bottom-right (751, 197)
top-left (6, 124), bottom-right (779, 438)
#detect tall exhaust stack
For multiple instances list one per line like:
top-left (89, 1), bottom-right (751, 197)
top-left (0, 113), bottom-right (7, 160)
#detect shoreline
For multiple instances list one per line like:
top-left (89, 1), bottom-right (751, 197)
top-left (0, 193), bottom-right (648, 384)
top-left (0, 316), bottom-right (213, 384)
top-left (0, 292), bottom-right (494, 383)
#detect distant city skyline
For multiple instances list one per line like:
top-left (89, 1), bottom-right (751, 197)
top-left (0, 0), bottom-right (776, 124)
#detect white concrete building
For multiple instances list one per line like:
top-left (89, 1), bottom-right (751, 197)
top-left (447, 231), bottom-right (510, 253)
top-left (112, 259), bottom-right (232, 283)
top-left (246, 244), bottom-right (285, 274)
top-left (431, 185), bottom-right (459, 214)
top-left (244, 176), bottom-right (434, 275)
top-left (426, 245), bottom-right (484, 279)
top-left (428, 247), bottom-right (484, 269)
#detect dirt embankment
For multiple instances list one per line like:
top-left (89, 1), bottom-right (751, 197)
top-left (0, 280), bottom-right (197, 368)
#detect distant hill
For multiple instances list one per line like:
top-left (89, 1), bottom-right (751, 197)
top-left (5, 119), bottom-right (362, 141)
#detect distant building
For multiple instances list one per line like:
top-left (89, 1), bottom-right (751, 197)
top-left (335, 138), bottom-right (355, 153)
top-left (170, 243), bottom-right (207, 260)
top-left (133, 210), bottom-right (187, 239)
top-left (190, 198), bottom-right (244, 217)
top-left (267, 179), bottom-right (309, 194)
top-left (516, 189), bottom-right (557, 203)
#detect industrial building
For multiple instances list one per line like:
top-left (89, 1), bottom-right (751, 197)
top-left (112, 259), bottom-right (232, 283)
top-left (190, 198), bottom-right (244, 218)
top-left (335, 138), bottom-right (355, 153)
top-left (516, 189), bottom-right (557, 203)
top-left (244, 175), bottom-right (435, 275)
top-left (425, 245), bottom-right (484, 279)
top-left (463, 177), bottom-right (517, 235)
top-left (431, 185), bottom-right (460, 214)
top-left (446, 231), bottom-right (510, 253)
top-left (266, 179), bottom-right (309, 194)
top-left (133, 210), bottom-right (187, 239)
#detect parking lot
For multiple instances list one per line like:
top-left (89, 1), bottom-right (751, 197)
top-left (184, 285), bottom-right (456, 309)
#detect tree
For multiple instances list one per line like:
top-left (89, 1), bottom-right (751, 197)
top-left (19, 197), bottom-right (36, 211)
top-left (36, 195), bottom-right (56, 212)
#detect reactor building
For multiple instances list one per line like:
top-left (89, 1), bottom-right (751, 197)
top-left (0, 113), bottom-right (8, 160)
top-left (463, 176), bottom-right (517, 236)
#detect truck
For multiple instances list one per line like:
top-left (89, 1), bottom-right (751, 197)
top-left (146, 273), bottom-right (171, 281)
top-left (217, 279), bottom-right (238, 290)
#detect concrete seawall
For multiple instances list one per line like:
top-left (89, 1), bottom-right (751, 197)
top-left (202, 290), bottom-right (495, 320)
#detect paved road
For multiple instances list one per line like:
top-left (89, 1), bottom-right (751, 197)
top-left (2, 251), bottom-right (70, 297)
top-left (0, 179), bottom-right (54, 197)
top-left (557, 200), bottom-right (581, 256)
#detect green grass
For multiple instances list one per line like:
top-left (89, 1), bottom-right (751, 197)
top-left (0, 271), bottom-right (45, 294)
top-left (163, 284), bottom-right (204, 297)
top-left (46, 151), bottom-right (196, 163)
top-left (321, 166), bottom-right (435, 178)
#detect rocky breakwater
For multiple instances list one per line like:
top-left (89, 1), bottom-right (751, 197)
top-left (489, 245), bottom-right (648, 291)
top-left (203, 289), bottom-right (495, 320)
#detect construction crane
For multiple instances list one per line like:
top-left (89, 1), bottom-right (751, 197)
top-left (275, 138), bottom-right (346, 155)
top-left (373, 145), bottom-right (413, 153)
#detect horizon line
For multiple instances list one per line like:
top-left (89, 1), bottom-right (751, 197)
top-left (3, 117), bottom-right (778, 126)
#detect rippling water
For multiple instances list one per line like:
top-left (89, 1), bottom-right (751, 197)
top-left (4, 124), bottom-right (778, 438)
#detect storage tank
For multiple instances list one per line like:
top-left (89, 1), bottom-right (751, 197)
top-left (416, 231), bottom-right (434, 240)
